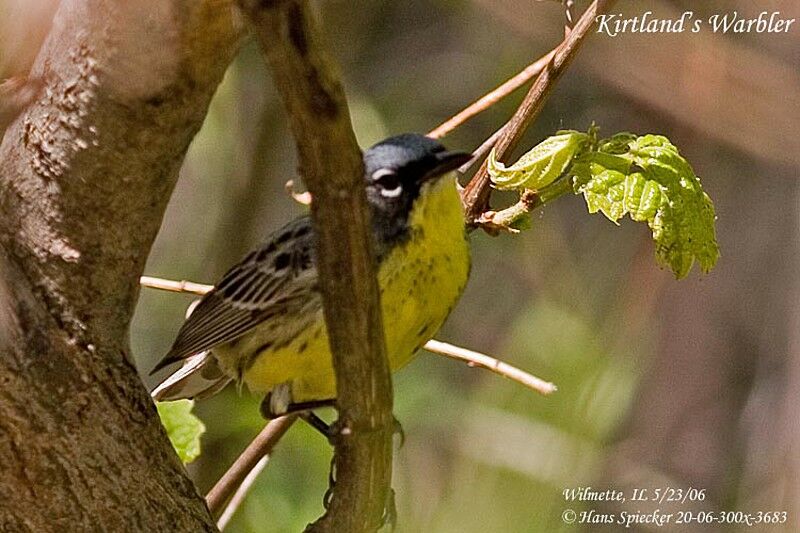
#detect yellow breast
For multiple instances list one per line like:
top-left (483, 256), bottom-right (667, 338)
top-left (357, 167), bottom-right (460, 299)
top-left (377, 173), bottom-right (470, 371)
top-left (233, 174), bottom-right (470, 404)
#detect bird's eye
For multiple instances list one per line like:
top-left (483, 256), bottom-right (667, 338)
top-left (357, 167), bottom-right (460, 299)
top-left (372, 168), bottom-right (402, 198)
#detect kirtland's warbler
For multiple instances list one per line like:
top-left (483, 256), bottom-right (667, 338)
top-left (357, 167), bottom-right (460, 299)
top-left (152, 134), bottom-right (472, 419)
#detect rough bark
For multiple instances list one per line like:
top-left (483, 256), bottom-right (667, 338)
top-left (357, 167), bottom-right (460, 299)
top-left (238, 1), bottom-right (394, 531)
top-left (0, 1), bottom-right (240, 530)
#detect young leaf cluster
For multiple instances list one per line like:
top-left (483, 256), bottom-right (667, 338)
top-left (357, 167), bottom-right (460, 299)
top-left (571, 133), bottom-right (719, 278)
top-left (487, 128), bottom-right (719, 279)
top-left (488, 132), bottom-right (589, 191)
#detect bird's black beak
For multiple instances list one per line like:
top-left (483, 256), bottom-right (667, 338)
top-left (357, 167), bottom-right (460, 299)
top-left (426, 150), bottom-right (474, 180)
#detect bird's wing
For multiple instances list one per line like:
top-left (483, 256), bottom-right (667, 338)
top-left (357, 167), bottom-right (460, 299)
top-left (151, 217), bottom-right (319, 373)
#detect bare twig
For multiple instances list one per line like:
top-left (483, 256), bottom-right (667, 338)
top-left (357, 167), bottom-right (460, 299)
top-left (424, 340), bottom-right (556, 395)
top-left (143, 270), bottom-right (558, 519)
top-left (457, 125), bottom-right (506, 177)
top-left (473, 189), bottom-right (542, 235)
top-left (140, 275), bottom-right (557, 395)
top-left (216, 455), bottom-right (270, 531)
top-left (428, 50), bottom-right (556, 140)
top-left (237, 1), bottom-right (392, 531)
top-left (206, 415), bottom-right (297, 519)
top-left (427, 0), bottom-right (586, 142)
top-left (139, 275), bottom-right (212, 296)
top-left (462, 0), bottom-right (614, 223)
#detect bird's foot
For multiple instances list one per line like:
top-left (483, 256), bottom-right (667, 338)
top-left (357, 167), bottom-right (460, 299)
top-left (299, 411), bottom-right (334, 442)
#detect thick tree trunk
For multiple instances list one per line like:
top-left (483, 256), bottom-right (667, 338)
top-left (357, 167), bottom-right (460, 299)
top-left (0, 1), bottom-right (239, 530)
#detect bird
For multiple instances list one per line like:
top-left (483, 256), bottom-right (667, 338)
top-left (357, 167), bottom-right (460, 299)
top-left (151, 133), bottom-right (473, 425)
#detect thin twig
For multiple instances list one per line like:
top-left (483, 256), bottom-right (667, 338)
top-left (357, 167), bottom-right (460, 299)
top-left (216, 455), bottom-right (270, 531)
top-left (206, 415), bottom-right (297, 519)
top-left (139, 275), bottom-right (212, 296)
top-left (458, 125), bottom-right (505, 176)
top-left (462, 0), bottom-right (614, 223)
top-left (140, 274), bottom-right (557, 395)
top-left (473, 189), bottom-right (542, 235)
top-left (424, 340), bottom-right (556, 396)
top-left (428, 50), bottom-right (556, 140)
top-left (199, 334), bottom-right (557, 523)
top-left (144, 270), bottom-right (557, 520)
top-left (282, 126), bottom-right (504, 200)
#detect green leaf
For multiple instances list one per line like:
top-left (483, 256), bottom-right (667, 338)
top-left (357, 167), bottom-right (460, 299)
top-left (156, 400), bottom-right (205, 464)
top-left (488, 131), bottom-right (588, 191)
top-left (572, 133), bottom-right (719, 278)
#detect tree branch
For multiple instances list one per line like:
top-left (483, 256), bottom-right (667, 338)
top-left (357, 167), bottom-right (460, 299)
top-left (140, 275), bottom-right (213, 296)
top-left (427, 50), bottom-right (556, 140)
top-left (206, 415), bottom-right (298, 520)
top-left (424, 340), bottom-right (556, 395)
top-left (462, 0), bottom-right (614, 223)
top-left (141, 275), bottom-right (556, 395)
top-left (216, 455), bottom-right (271, 531)
top-left (143, 271), bottom-right (559, 517)
top-left (0, 0), bottom-right (240, 530)
top-left (217, 455), bottom-right (269, 531)
top-left (236, 1), bottom-right (393, 531)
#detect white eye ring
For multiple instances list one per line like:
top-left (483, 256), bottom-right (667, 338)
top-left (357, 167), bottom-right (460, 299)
top-left (371, 168), bottom-right (403, 198)
top-left (371, 168), bottom-right (396, 180)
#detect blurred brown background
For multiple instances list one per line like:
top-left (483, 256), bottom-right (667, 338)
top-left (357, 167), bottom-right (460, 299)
top-left (3, 0), bottom-right (799, 531)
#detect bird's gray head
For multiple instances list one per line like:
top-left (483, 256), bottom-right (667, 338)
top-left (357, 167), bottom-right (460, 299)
top-left (364, 133), bottom-right (471, 253)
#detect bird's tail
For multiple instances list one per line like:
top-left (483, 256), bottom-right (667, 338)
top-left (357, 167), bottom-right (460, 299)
top-left (151, 351), bottom-right (231, 402)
